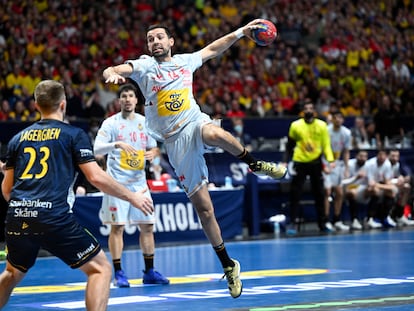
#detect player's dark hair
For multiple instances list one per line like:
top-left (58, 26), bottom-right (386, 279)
top-left (118, 83), bottom-right (138, 98)
top-left (146, 24), bottom-right (172, 38)
top-left (331, 110), bottom-right (343, 117)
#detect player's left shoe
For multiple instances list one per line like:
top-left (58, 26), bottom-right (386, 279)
top-left (251, 161), bottom-right (287, 179)
top-left (222, 259), bottom-right (243, 298)
top-left (397, 215), bottom-right (414, 226)
top-left (114, 270), bottom-right (130, 287)
top-left (143, 268), bottom-right (170, 284)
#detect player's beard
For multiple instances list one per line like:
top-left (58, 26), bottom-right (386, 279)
top-left (151, 46), bottom-right (169, 60)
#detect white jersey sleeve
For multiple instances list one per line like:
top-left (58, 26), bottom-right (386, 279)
top-left (126, 52), bottom-right (205, 141)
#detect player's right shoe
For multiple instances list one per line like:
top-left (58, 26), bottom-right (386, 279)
top-left (367, 217), bottom-right (382, 229)
top-left (251, 161), bottom-right (287, 179)
top-left (397, 215), bottom-right (414, 226)
top-left (351, 218), bottom-right (363, 230)
top-left (114, 270), bottom-right (130, 288)
top-left (334, 221), bottom-right (350, 231)
top-left (222, 259), bottom-right (243, 298)
top-left (143, 268), bottom-right (170, 285)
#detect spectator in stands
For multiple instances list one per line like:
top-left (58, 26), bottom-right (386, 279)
top-left (65, 84), bottom-right (86, 121)
top-left (0, 100), bottom-right (11, 121)
top-left (94, 83), bottom-right (169, 287)
top-left (8, 99), bottom-right (29, 122)
top-left (341, 97), bottom-right (363, 117)
top-left (21, 66), bottom-right (41, 99)
top-left (374, 94), bottom-right (404, 148)
top-left (388, 149), bottom-right (414, 226)
top-left (285, 100), bottom-right (335, 234)
top-left (323, 111), bottom-right (352, 231)
top-left (364, 149), bottom-right (397, 229)
top-left (231, 117), bottom-right (252, 152)
top-left (211, 101), bottom-right (227, 120)
top-left (351, 116), bottom-right (370, 149)
top-left (5, 64), bottom-right (24, 102)
top-left (84, 91), bottom-right (105, 120)
top-left (26, 98), bottom-right (41, 122)
top-left (315, 88), bottom-right (335, 119)
top-left (342, 149), bottom-right (369, 230)
top-left (226, 99), bottom-right (246, 118)
top-left (365, 118), bottom-right (377, 148)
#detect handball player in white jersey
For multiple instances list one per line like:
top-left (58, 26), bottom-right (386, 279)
top-left (102, 19), bottom-right (288, 298)
top-left (94, 83), bottom-right (169, 287)
top-left (364, 149), bottom-right (397, 228)
top-left (388, 149), bottom-right (414, 226)
top-left (343, 150), bottom-right (369, 230)
top-left (323, 111), bottom-right (352, 231)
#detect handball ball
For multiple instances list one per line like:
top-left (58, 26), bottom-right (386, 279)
top-left (251, 20), bottom-right (277, 46)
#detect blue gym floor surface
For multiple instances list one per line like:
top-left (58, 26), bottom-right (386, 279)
top-left (1, 227), bottom-right (414, 311)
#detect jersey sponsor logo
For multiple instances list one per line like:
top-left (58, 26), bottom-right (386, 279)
top-left (14, 207), bottom-right (39, 218)
top-left (76, 243), bottom-right (96, 259)
top-left (79, 148), bottom-right (93, 157)
top-left (19, 128), bottom-right (61, 142)
top-left (10, 199), bottom-right (52, 209)
top-left (119, 150), bottom-right (145, 170)
top-left (157, 89), bottom-right (190, 116)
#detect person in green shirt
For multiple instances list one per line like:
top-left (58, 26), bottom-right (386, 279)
top-left (285, 100), bottom-right (335, 234)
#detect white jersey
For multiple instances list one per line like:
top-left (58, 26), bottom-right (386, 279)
top-left (365, 156), bottom-right (393, 184)
top-left (390, 162), bottom-right (401, 178)
top-left (94, 112), bottom-right (157, 185)
top-left (328, 124), bottom-right (351, 161)
top-left (127, 52), bottom-right (204, 141)
top-left (347, 158), bottom-right (368, 186)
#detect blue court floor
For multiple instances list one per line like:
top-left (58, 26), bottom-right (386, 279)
top-left (1, 227), bottom-right (414, 311)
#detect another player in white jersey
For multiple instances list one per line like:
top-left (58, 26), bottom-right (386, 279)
top-left (94, 84), bottom-right (169, 287)
top-left (342, 150), bottom-right (369, 230)
top-left (388, 149), bottom-right (414, 226)
top-left (323, 111), bottom-right (351, 231)
top-left (364, 149), bottom-right (397, 228)
top-left (102, 20), bottom-right (288, 299)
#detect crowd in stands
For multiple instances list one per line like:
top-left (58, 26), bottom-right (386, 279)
top-left (0, 0), bottom-right (413, 146)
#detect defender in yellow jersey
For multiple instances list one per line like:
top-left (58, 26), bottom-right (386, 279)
top-left (285, 101), bottom-right (334, 234)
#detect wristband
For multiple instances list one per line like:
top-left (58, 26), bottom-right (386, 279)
top-left (234, 28), bottom-right (244, 39)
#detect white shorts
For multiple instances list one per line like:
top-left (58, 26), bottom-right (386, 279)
top-left (324, 162), bottom-right (344, 188)
top-left (164, 115), bottom-right (212, 197)
top-left (99, 182), bottom-right (155, 225)
top-left (345, 184), bottom-right (376, 204)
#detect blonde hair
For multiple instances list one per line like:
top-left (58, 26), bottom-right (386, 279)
top-left (34, 80), bottom-right (65, 113)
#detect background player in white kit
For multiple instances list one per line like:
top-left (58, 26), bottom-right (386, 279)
top-left (388, 149), bottom-right (414, 226)
top-left (364, 149), bottom-right (397, 228)
top-left (342, 149), bottom-right (369, 230)
top-left (94, 83), bottom-right (169, 287)
top-left (323, 110), bottom-right (351, 231)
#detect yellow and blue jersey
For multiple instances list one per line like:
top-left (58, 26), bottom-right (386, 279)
top-left (5, 119), bottom-right (95, 225)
